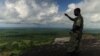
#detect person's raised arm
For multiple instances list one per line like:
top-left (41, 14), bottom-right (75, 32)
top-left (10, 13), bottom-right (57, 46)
top-left (64, 13), bottom-right (75, 21)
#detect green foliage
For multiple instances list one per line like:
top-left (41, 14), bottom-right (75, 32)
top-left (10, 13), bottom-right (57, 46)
top-left (0, 28), bottom-right (69, 56)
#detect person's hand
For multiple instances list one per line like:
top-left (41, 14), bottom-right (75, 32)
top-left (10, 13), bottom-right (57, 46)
top-left (64, 13), bottom-right (68, 16)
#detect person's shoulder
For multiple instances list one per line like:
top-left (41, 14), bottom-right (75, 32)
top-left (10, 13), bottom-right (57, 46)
top-left (79, 15), bottom-right (83, 19)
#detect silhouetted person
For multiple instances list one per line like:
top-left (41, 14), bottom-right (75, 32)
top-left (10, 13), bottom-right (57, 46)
top-left (65, 8), bottom-right (84, 56)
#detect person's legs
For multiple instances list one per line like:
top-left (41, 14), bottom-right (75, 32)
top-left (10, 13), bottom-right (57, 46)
top-left (67, 31), bottom-right (81, 56)
top-left (72, 32), bottom-right (82, 56)
top-left (67, 32), bottom-right (78, 52)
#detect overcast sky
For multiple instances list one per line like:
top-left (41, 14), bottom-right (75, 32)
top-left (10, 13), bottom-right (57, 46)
top-left (0, 0), bottom-right (99, 29)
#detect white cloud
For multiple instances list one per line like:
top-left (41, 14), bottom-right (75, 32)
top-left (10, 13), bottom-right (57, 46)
top-left (66, 3), bottom-right (76, 13)
top-left (5, 0), bottom-right (30, 18)
top-left (0, 0), bottom-right (67, 25)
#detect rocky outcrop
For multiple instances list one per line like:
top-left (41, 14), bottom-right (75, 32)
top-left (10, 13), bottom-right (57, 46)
top-left (53, 37), bottom-right (70, 45)
top-left (82, 34), bottom-right (97, 45)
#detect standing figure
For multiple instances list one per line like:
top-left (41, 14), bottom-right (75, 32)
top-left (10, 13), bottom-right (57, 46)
top-left (65, 8), bottom-right (84, 56)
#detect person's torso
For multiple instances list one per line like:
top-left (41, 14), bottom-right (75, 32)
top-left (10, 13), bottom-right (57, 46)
top-left (73, 16), bottom-right (83, 31)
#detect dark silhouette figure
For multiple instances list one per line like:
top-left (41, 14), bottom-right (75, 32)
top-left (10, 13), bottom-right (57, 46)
top-left (65, 8), bottom-right (84, 56)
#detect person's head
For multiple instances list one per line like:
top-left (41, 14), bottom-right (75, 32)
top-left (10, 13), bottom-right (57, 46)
top-left (74, 8), bottom-right (81, 16)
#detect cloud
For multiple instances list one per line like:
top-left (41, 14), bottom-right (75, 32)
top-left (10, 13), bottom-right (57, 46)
top-left (0, 0), bottom-right (61, 24)
top-left (0, 0), bottom-right (73, 28)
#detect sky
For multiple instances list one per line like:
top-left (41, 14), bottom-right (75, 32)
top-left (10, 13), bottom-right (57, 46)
top-left (0, 0), bottom-right (100, 29)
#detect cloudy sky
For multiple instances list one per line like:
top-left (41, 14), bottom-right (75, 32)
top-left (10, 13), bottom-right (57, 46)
top-left (0, 0), bottom-right (99, 29)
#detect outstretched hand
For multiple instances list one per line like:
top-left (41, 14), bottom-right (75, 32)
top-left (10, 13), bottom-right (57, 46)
top-left (64, 13), bottom-right (68, 16)
top-left (64, 13), bottom-right (74, 21)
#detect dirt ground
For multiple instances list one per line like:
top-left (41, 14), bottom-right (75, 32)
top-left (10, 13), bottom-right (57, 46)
top-left (20, 40), bottom-right (100, 56)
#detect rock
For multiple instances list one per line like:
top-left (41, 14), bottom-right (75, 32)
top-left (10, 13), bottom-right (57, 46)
top-left (82, 34), bottom-right (97, 44)
top-left (53, 37), bottom-right (70, 45)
